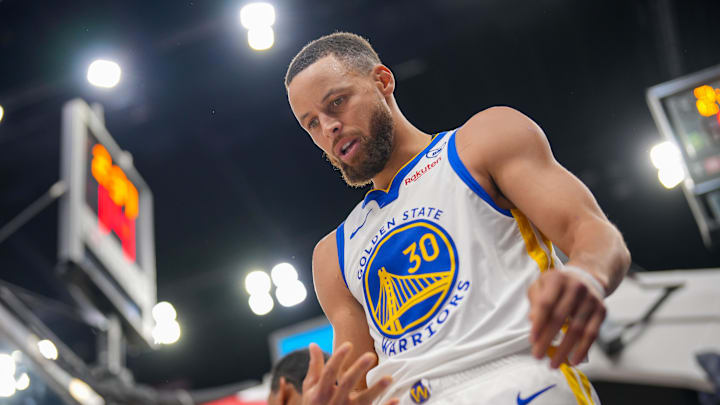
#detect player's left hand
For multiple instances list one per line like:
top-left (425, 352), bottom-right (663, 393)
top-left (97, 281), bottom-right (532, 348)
top-left (527, 269), bottom-right (606, 368)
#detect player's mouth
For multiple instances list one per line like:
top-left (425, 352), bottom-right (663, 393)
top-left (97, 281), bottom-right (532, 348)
top-left (336, 138), bottom-right (360, 163)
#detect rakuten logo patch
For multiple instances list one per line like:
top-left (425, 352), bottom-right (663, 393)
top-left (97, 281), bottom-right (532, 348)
top-left (404, 156), bottom-right (441, 185)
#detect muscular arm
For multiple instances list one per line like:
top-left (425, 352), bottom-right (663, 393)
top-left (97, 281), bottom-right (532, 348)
top-left (313, 231), bottom-right (377, 389)
top-left (456, 106), bottom-right (631, 366)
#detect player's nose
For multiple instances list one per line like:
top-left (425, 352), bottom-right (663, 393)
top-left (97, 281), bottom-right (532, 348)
top-left (319, 114), bottom-right (342, 139)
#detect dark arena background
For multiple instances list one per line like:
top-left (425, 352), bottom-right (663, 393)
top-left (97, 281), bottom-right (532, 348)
top-left (1, 0), bottom-right (720, 404)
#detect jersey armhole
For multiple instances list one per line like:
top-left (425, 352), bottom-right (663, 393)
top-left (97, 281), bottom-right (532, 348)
top-left (336, 222), bottom-right (349, 288)
top-left (447, 131), bottom-right (513, 217)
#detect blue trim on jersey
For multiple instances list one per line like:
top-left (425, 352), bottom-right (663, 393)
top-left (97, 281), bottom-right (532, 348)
top-left (336, 222), bottom-right (349, 288)
top-left (362, 132), bottom-right (447, 209)
top-left (448, 131), bottom-right (513, 217)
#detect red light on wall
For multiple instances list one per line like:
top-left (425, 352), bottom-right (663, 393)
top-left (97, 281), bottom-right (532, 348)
top-left (91, 144), bottom-right (138, 220)
top-left (91, 144), bottom-right (138, 263)
top-left (98, 183), bottom-right (136, 262)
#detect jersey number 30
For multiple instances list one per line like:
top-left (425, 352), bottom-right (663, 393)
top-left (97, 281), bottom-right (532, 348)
top-left (402, 233), bottom-right (440, 273)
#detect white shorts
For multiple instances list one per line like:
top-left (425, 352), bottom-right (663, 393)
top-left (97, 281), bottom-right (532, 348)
top-left (398, 351), bottom-right (600, 405)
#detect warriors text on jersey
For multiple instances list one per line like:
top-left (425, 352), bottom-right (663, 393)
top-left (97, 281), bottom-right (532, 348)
top-left (335, 129), bottom-right (564, 401)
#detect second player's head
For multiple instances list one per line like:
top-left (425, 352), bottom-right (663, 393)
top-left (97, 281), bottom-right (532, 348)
top-left (267, 348), bottom-right (330, 405)
top-left (286, 32), bottom-right (396, 187)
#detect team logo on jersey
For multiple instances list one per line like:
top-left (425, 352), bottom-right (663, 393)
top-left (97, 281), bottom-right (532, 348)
top-left (363, 219), bottom-right (458, 338)
top-left (409, 379), bottom-right (431, 404)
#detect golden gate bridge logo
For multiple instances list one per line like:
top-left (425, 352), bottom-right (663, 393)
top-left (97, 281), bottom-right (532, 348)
top-left (364, 220), bottom-right (458, 338)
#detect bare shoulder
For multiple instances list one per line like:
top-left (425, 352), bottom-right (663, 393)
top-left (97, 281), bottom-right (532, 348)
top-left (313, 230), bottom-right (337, 262)
top-left (312, 230), bottom-right (353, 309)
top-left (456, 106), bottom-right (553, 170)
top-left (312, 230), bottom-right (339, 280)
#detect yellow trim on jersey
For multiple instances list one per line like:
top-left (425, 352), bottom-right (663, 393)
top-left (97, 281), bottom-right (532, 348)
top-left (560, 364), bottom-right (594, 405)
top-left (511, 209), bottom-right (551, 273)
top-left (517, 209), bottom-right (571, 339)
top-left (540, 232), bottom-right (555, 268)
top-left (363, 133), bottom-right (438, 197)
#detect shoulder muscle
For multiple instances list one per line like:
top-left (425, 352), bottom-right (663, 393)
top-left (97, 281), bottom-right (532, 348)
top-left (456, 106), bottom-right (553, 177)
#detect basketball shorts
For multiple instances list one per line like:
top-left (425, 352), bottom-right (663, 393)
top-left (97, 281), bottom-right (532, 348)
top-left (398, 351), bottom-right (600, 405)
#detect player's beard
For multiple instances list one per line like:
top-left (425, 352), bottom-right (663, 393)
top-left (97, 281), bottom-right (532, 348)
top-left (325, 101), bottom-right (394, 187)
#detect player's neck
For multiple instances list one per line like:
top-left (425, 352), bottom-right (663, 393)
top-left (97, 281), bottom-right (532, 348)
top-left (371, 113), bottom-right (431, 190)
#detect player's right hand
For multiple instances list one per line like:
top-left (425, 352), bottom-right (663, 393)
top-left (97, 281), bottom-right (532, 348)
top-left (527, 268), bottom-right (606, 368)
top-left (301, 342), bottom-right (398, 405)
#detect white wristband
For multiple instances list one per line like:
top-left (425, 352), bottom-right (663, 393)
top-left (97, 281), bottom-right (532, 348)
top-left (559, 265), bottom-right (607, 298)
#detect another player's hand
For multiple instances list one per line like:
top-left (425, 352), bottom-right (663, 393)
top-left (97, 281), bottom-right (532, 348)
top-left (527, 269), bottom-right (606, 368)
top-left (301, 342), bottom-right (398, 405)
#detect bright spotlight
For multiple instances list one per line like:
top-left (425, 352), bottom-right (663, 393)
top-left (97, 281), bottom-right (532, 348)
top-left (271, 263), bottom-right (298, 286)
top-left (0, 105), bottom-right (4, 123)
top-left (87, 59), bottom-right (122, 88)
top-left (248, 27), bottom-right (274, 51)
top-left (0, 375), bottom-right (15, 398)
top-left (249, 293), bottom-right (274, 315)
top-left (275, 280), bottom-right (307, 307)
top-left (650, 141), bottom-right (685, 189)
top-left (152, 320), bottom-right (181, 345)
top-left (37, 339), bottom-right (58, 360)
top-left (68, 378), bottom-right (104, 405)
top-left (245, 270), bottom-right (271, 295)
top-left (10, 351), bottom-right (21, 364)
top-left (152, 301), bottom-right (177, 322)
top-left (14, 373), bottom-right (29, 391)
top-left (650, 141), bottom-right (681, 169)
top-left (658, 165), bottom-right (685, 189)
top-left (240, 3), bottom-right (275, 30)
top-left (0, 354), bottom-right (15, 377)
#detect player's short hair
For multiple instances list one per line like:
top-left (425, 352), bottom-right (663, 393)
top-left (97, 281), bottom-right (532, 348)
top-left (285, 32), bottom-right (381, 88)
top-left (269, 348), bottom-right (330, 393)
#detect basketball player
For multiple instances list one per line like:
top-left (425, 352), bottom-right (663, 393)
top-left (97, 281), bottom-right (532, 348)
top-left (284, 32), bottom-right (631, 404)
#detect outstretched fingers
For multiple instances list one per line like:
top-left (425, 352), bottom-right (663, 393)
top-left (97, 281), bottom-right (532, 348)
top-left (303, 343), bottom-right (326, 391)
top-left (332, 352), bottom-right (376, 404)
top-left (316, 342), bottom-right (353, 400)
top-left (353, 376), bottom-right (394, 405)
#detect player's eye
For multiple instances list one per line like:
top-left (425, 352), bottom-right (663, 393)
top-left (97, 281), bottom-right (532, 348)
top-left (308, 118), bottom-right (319, 129)
top-left (331, 97), bottom-right (344, 107)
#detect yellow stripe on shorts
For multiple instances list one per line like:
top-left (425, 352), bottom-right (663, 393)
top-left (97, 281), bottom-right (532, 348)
top-left (577, 369), bottom-right (595, 405)
top-left (559, 364), bottom-right (595, 405)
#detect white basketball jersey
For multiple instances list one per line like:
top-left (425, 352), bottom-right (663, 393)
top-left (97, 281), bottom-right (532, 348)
top-left (335, 129), bottom-right (564, 402)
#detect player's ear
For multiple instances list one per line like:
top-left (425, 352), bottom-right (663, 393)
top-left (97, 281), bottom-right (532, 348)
top-left (268, 378), bottom-right (285, 405)
top-left (275, 377), bottom-right (288, 404)
top-left (372, 64), bottom-right (395, 97)
top-left (280, 377), bottom-right (302, 405)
